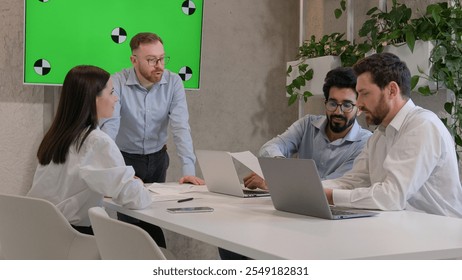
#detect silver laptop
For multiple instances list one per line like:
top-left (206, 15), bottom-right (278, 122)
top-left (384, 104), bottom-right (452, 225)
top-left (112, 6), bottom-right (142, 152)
top-left (258, 157), bottom-right (378, 219)
top-left (196, 150), bottom-right (270, 198)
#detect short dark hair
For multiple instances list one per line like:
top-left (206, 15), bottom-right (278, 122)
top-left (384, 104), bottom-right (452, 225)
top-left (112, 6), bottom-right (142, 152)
top-left (352, 52), bottom-right (411, 98)
top-left (322, 67), bottom-right (357, 100)
top-left (37, 65), bottom-right (110, 165)
top-left (130, 32), bottom-right (163, 52)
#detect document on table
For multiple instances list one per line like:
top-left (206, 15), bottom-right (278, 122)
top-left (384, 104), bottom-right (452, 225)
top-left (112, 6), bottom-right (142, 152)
top-left (228, 150), bottom-right (264, 178)
top-left (146, 182), bottom-right (206, 202)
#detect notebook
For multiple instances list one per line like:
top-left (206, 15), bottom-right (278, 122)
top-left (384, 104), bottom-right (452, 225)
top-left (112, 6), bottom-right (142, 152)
top-left (258, 157), bottom-right (378, 219)
top-left (195, 150), bottom-right (270, 198)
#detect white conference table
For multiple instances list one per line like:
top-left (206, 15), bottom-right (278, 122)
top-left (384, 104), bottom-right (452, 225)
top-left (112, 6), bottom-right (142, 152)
top-left (104, 183), bottom-right (462, 260)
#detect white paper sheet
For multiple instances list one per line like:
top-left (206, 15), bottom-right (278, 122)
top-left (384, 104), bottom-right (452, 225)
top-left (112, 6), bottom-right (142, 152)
top-left (146, 182), bottom-right (206, 195)
top-left (145, 183), bottom-right (206, 202)
top-left (228, 151), bottom-right (264, 179)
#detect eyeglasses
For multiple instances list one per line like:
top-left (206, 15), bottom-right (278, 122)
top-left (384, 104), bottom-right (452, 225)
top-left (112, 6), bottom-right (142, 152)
top-left (133, 55), bottom-right (170, 66)
top-left (325, 100), bottom-right (356, 113)
top-left (146, 56), bottom-right (170, 66)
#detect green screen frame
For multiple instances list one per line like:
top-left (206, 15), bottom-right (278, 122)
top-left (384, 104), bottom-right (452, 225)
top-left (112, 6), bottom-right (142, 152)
top-left (24, 0), bottom-right (203, 89)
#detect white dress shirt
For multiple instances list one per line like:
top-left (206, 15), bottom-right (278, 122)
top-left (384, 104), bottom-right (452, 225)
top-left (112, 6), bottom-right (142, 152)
top-left (27, 127), bottom-right (152, 226)
top-left (323, 100), bottom-right (462, 218)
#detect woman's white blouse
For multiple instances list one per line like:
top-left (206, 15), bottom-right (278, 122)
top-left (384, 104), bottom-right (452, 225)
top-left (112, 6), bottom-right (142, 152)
top-left (28, 127), bottom-right (152, 226)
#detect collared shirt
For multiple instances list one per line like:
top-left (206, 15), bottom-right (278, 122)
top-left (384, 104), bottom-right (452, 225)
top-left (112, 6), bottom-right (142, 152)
top-left (323, 100), bottom-right (462, 218)
top-left (100, 68), bottom-right (196, 176)
top-left (27, 127), bottom-right (152, 226)
top-left (259, 115), bottom-right (372, 179)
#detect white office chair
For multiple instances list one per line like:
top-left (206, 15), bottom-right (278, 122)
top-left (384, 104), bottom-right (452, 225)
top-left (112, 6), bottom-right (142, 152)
top-left (0, 193), bottom-right (100, 259)
top-left (88, 207), bottom-right (175, 260)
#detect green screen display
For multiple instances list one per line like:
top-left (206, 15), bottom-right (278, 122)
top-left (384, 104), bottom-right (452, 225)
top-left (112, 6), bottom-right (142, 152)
top-left (24, 0), bottom-right (203, 89)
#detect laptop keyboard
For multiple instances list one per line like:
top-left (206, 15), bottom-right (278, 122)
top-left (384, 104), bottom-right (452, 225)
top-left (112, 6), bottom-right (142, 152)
top-left (243, 189), bottom-right (269, 195)
top-left (330, 207), bottom-right (357, 216)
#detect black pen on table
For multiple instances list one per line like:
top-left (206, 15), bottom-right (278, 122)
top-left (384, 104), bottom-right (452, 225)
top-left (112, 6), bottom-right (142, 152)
top-left (177, 197), bottom-right (194, 203)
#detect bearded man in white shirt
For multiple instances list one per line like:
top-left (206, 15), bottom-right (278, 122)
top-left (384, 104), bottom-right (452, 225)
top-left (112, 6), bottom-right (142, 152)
top-left (323, 52), bottom-right (462, 218)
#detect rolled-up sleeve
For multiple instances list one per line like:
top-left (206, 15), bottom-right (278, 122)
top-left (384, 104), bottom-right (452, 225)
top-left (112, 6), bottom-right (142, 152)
top-left (79, 131), bottom-right (152, 209)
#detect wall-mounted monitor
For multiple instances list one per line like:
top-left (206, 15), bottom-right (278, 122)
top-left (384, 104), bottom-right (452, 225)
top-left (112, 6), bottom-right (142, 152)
top-left (24, 0), bottom-right (203, 89)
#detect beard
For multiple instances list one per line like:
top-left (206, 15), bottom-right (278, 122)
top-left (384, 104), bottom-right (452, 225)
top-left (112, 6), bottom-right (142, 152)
top-left (362, 93), bottom-right (389, 126)
top-left (138, 66), bottom-right (164, 84)
top-left (327, 114), bottom-right (356, 133)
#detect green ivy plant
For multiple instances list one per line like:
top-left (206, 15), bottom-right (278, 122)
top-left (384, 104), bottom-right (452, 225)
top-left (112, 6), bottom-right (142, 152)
top-left (412, 1), bottom-right (462, 152)
top-left (286, 33), bottom-right (365, 106)
top-left (357, 0), bottom-right (416, 53)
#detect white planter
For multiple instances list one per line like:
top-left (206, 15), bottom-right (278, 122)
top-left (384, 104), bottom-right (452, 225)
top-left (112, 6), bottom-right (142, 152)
top-left (286, 56), bottom-right (341, 96)
top-left (383, 40), bottom-right (435, 90)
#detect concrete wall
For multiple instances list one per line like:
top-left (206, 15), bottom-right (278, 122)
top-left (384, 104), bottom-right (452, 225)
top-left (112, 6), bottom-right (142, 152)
top-left (0, 1), bottom-right (44, 195)
top-left (167, 0), bottom-right (299, 181)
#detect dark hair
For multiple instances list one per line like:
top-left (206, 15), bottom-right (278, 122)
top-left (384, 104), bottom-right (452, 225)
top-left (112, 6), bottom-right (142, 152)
top-left (130, 32), bottom-right (163, 52)
top-left (352, 52), bottom-right (411, 98)
top-left (37, 65), bottom-right (110, 165)
top-left (322, 67), bottom-right (357, 100)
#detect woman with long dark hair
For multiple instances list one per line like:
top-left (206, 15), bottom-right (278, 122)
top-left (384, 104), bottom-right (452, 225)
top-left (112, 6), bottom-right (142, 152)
top-left (27, 65), bottom-right (151, 234)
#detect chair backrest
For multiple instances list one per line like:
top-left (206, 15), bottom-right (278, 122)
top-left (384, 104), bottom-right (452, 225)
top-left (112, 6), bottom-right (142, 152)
top-left (0, 193), bottom-right (99, 259)
top-left (88, 207), bottom-right (168, 260)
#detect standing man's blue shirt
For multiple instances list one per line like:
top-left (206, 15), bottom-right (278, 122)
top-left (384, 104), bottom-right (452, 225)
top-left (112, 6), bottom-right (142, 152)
top-left (259, 115), bottom-right (371, 180)
top-left (100, 68), bottom-right (196, 176)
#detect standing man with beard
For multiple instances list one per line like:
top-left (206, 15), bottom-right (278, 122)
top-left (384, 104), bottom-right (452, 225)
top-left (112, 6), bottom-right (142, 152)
top-left (323, 52), bottom-right (462, 218)
top-left (244, 67), bottom-right (371, 190)
top-left (100, 32), bottom-right (204, 248)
